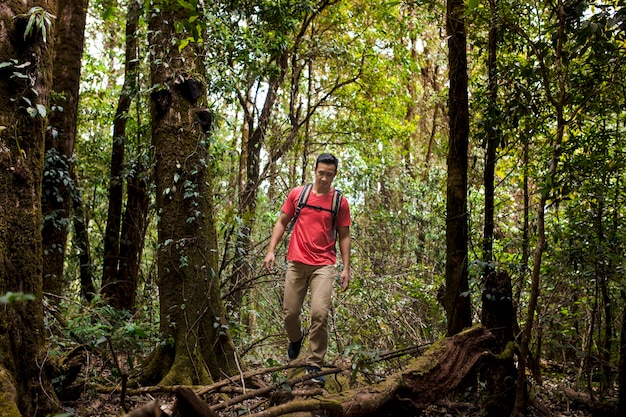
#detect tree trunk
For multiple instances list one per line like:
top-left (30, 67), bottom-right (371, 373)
top-left (482, 0), bottom-right (498, 275)
top-left (481, 271), bottom-right (516, 416)
top-left (41, 0), bottom-right (89, 296)
top-left (147, 4), bottom-right (238, 385)
top-left (71, 172), bottom-right (96, 302)
top-left (0, 1), bottom-right (60, 414)
top-left (617, 304), bottom-right (626, 415)
top-left (444, 0), bottom-right (472, 336)
top-left (117, 170), bottom-right (150, 310)
top-left (102, 0), bottom-right (141, 310)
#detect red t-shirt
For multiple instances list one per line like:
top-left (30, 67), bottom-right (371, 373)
top-left (282, 185), bottom-right (351, 265)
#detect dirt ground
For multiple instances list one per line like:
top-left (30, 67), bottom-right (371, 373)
top-left (64, 375), bottom-right (603, 417)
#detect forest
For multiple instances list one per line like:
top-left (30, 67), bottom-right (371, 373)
top-left (1, 0), bottom-right (625, 416)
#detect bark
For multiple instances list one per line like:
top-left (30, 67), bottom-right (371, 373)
top-left (0, 0), bottom-right (60, 414)
top-left (72, 170), bottom-right (96, 302)
top-left (148, 5), bottom-right (238, 385)
top-left (481, 271), bottom-right (516, 416)
top-left (102, 0), bottom-right (142, 310)
top-left (117, 170), bottom-right (150, 309)
top-left (41, 0), bottom-right (89, 295)
top-left (444, 0), bottom-right (472, 336)
top-left (618, 304), bottom-right (626, 415)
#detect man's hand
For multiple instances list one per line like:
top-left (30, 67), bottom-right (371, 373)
top-left (340, 269), bottom-right (351, 292)
top-left (264, 252), bottom-right (275, 273)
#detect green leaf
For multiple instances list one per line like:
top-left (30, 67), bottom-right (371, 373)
top-left (36, 103), bottom-right (47, 117)
top-left (0, 292), bottom-right (36, 304)
top-left (177, 0), bottom-right (196, 11)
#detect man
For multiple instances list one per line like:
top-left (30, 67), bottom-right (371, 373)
top-left (264, 153), bottom-right (351, 384)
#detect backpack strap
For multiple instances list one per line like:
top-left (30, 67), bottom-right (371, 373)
top-left (286, 183), bottom-right (313, 233)
top-left (329, 189), bottom-right (342, 240)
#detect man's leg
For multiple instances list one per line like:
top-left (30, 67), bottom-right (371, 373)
top-left (283, 262), bottom-right (309, 345)
top-left (307, 265), bottom-right (335, 368)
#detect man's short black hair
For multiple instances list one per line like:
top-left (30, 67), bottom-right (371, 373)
top-left (316, 153), bottom-right (338, 170)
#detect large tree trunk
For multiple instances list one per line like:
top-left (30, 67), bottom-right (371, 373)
top-left (444, 0), bottom-right (472, 336)
top-left (0, 1), bottom-right (60, 414)
top-left (41, 0), bottom-right (89, 296)
top-left (102, 0), bottom-right (142, 310)
top-left (146, 4), bottom-right (238, 385)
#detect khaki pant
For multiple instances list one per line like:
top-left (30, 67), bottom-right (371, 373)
top-left (283, 262), bottom-right (336, 368)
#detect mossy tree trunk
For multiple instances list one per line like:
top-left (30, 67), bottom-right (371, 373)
top-left (444, 0), bottom-right (472, 336)
top-left (146, 3), bottom-right (239, 385)
top-left (41, 0), bottom-right (88, 297)
top-left (0, 0), bottom-right (60, 414)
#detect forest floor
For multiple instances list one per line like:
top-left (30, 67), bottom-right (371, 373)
top-left (67, 371), bottom-right (603, 417)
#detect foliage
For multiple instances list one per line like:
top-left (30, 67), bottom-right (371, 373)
top-left (46, 295), bottom-right (160, 381)
top-left (16, 6), bottom-right (55, 43)
top-left (0, 292), bottom-right (36, 304)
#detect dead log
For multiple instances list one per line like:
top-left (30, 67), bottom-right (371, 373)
top-left (247, 325), bottom-right (499, 417)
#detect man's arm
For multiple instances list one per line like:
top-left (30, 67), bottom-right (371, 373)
top-left (264, 211), bottom-right (292, 272)
top-left (337, 225), bottom-right (351, 291)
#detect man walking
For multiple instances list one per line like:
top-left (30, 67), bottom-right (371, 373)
top-left (264, 153), bottom-right (351, 384)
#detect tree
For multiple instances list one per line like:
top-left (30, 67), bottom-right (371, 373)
top-left (0, 1), bottom-right (60, 414)
top-left (101, 0), bottom-right (149, 311)
top-left (142, 1), bottom-right (239, 385)
top-left (444, 0), bottom-right (472, 336)
top-left (41, 0), bottom-right (89, 297)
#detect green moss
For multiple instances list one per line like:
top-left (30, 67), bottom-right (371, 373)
top-left (0, 366), bottom-right (21, 417)
top-left (493, 341), bottom-right (516, 361)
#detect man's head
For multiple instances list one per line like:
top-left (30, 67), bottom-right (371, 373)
top-left (315, 153), bottom-right (338, 170)
top-left (314, 153), bottom-right (338, 189)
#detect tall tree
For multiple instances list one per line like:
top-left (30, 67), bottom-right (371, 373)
top-left (101, 0), bottom-right (146, 311)
top-left (0, 1), bottom-right (60, 414)
top-left (41, 0), bottom-right (89, 296)
top-left (444, 0), bottom-right (472, 335)
top-left (143, 1), bottom-right (238, 384)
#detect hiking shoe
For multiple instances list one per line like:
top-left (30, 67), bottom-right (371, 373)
top-left (288, 331), bottom-right (304, 360)
top-left (306, 366), bottom-right (326, 384)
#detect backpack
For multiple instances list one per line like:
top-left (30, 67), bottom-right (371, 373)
top-left (286, 183), bottom-right (342, 239)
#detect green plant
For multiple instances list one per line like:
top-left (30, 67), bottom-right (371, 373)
top-left (16, 7), bottom-right (56, 43)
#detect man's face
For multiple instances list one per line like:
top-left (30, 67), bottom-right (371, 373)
top-left (315, 162), bottom-right (337, 188)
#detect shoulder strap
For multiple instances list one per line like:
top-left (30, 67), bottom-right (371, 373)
top-left (286, 183), bottom-right (312, 233)
top-left (330, 189), bottom-right (342, 221)
top-left (329, 189), bottom-right (342, 239)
